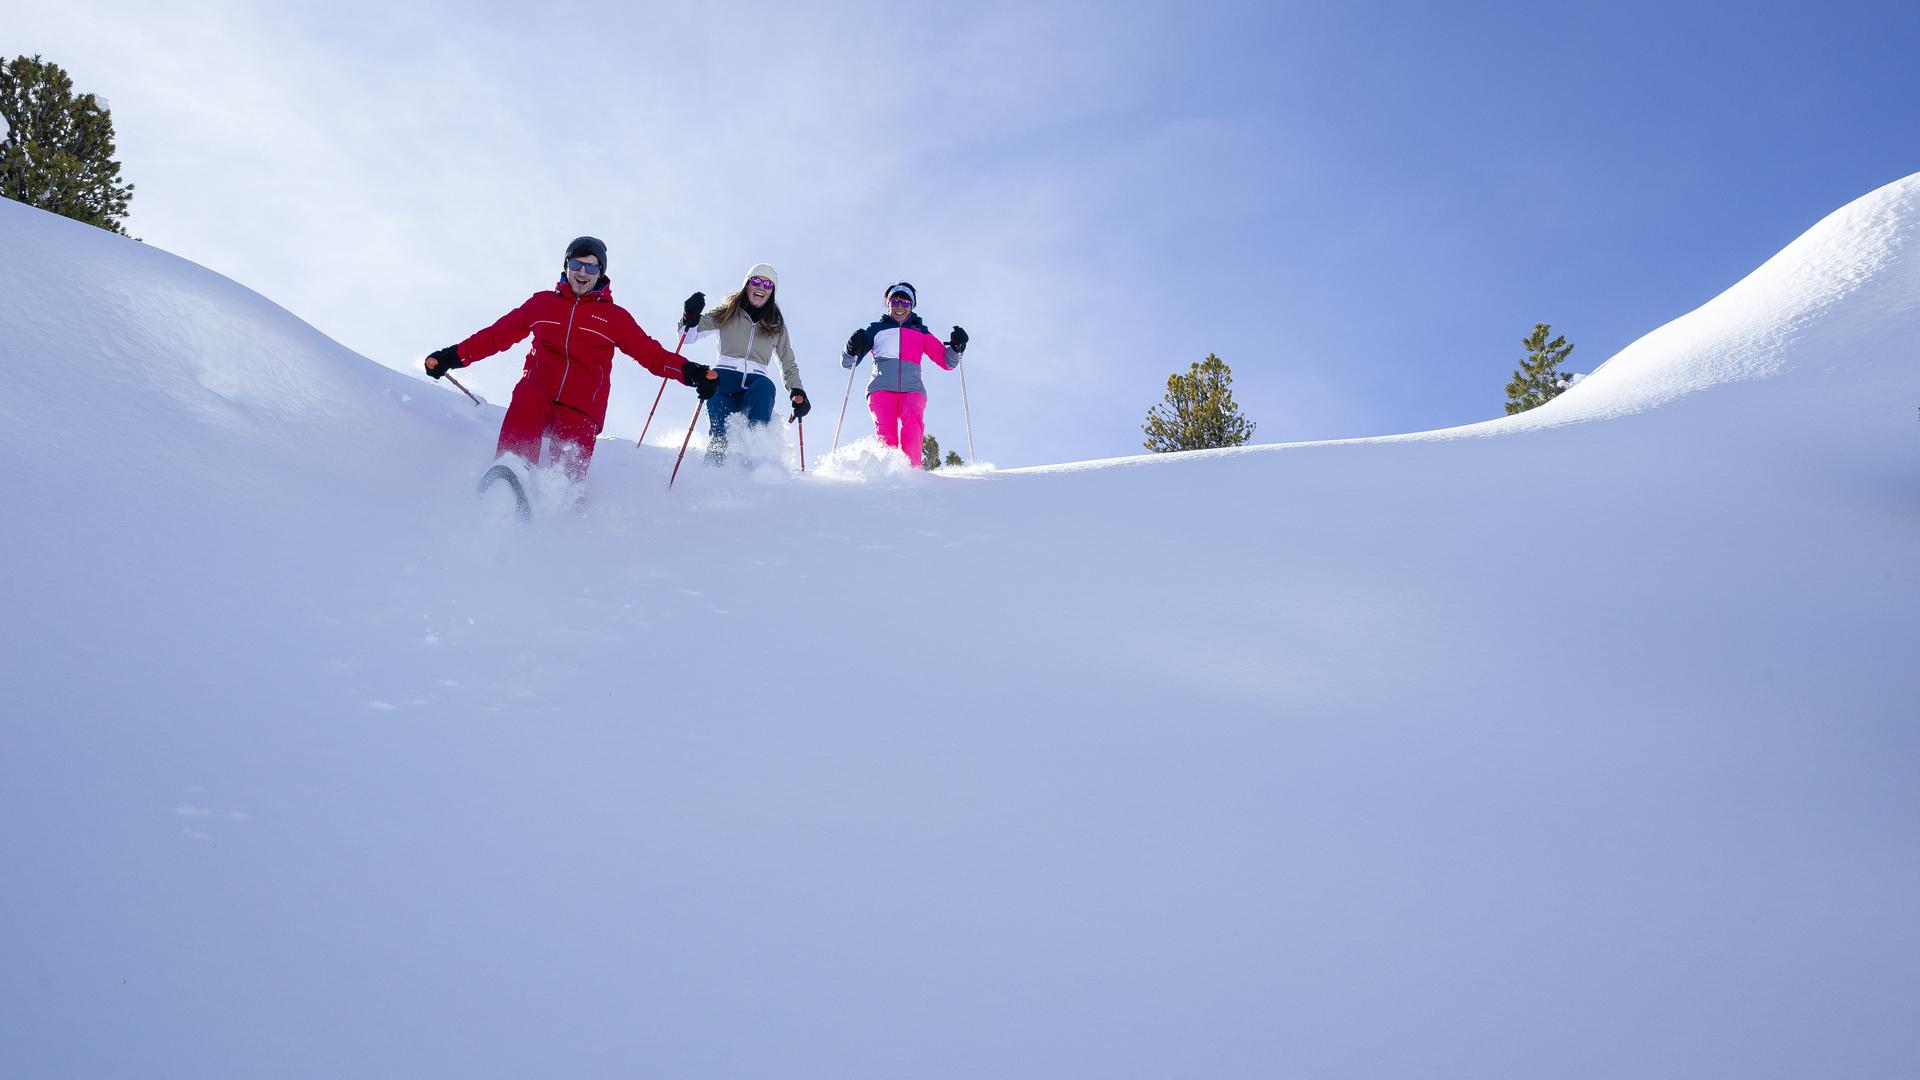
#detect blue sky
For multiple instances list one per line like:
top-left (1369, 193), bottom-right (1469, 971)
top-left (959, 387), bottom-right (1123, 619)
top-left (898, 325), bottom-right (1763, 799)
top-left (11, 0), bottom-right (1917, 466)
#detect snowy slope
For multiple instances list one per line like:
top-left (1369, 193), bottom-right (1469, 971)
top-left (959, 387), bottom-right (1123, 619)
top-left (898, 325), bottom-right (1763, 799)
top-left (2, 176), bottom-right (1917, 1080)
top-left (1019, 172), bottom-right (1920, 471)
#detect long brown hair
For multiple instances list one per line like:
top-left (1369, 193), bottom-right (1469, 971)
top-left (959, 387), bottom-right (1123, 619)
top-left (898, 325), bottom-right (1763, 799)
top-left (707, 288), bottom-right (784, 337)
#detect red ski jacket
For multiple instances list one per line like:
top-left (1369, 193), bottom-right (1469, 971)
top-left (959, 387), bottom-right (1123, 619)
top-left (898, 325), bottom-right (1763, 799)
top-left (455, 277), bottom-right (686, 428)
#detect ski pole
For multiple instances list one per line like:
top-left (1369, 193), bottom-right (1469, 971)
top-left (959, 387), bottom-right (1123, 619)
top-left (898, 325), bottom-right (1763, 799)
top-left (796, 416), bottom-right (805, 472)
top-left (636, 329), bottom-right (689, 446)
top-left (669, 396), bottom-right (704, 489)
top-left (957, 356), bottom-right (976, 464)
top-left (831, 362), bottom-right (857, 452)
top-left (444, 373), bottom-right (482, 407)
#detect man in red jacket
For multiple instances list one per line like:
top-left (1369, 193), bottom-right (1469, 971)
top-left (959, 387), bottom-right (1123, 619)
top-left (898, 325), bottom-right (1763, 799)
top-left (424, 236), bottom-right (716, 484)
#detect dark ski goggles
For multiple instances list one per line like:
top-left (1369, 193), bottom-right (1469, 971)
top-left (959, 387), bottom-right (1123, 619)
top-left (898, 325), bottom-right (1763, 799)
top-left (565, 258), bottom-right (602, 275)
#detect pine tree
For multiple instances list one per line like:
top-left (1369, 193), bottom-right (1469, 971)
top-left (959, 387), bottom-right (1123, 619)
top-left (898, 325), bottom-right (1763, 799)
top-left (0, 55), bottom-right (135, 235)
top-left (1504, 323), bottom-right (1575, 415)
top-left (1142, 354), bottom-right (1256, 452)
top-left (922, 433), bottom-right (941, 469)
top-left (943, 450), bottom-right (963, 468)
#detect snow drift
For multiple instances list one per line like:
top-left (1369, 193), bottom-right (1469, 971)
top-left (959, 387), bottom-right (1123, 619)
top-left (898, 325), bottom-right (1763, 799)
top-left (2, 175), bottom-right (1916, 1080)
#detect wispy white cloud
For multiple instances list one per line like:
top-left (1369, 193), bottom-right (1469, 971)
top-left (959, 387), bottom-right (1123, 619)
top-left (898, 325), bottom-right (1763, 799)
top-left (15, 0), bottom-right (1348, 464)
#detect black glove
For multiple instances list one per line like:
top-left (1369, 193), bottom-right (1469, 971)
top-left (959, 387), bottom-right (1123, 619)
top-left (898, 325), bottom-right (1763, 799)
top-left (846, 328), bottom-right (872, 357)
top-left (681, 360), bottom-right (719, 400)
top-left (681, 291), bottom-right (705, 328)
top-left (790, 390), bottom-right (811, 420)
top-left (949, 326), bottom-right (969, 354)
top-left (424, 345), bottom-right (465, 379)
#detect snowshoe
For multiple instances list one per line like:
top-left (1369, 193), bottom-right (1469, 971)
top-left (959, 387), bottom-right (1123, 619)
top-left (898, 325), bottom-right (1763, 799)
top-left (477, 460), bottom-right (532, 523)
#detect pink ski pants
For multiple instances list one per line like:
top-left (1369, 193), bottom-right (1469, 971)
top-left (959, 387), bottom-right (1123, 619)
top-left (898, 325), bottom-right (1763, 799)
top-left (869, 390), bottom-right (927, 468)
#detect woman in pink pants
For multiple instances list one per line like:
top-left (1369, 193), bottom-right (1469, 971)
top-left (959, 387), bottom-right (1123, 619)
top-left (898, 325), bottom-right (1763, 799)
top-left (840, 281), bottom-right (969, 466)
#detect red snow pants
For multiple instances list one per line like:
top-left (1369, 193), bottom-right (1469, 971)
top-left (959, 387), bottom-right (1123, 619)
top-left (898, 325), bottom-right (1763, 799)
top-left (495, 375), bottom-right (600, 482)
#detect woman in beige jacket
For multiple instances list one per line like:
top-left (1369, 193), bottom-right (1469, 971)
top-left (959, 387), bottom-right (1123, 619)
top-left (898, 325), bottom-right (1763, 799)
top-left (678, 263), bottom-right (810, 462)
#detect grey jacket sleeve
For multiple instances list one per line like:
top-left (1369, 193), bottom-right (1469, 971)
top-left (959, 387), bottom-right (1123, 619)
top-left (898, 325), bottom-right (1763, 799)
top-left (777, 329), bottom-right (805, 394)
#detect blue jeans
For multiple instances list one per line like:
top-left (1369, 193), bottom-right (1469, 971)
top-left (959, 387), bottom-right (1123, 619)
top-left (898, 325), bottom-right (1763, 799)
top-left (705, 370), bottom-right (777, 459)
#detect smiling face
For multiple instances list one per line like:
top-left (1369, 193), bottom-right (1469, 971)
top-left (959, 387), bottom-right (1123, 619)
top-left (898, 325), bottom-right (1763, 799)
top-left (887, 292), bottom-right (914, 323)
top-left (745, 276), bottom-right (773, 308)
top-left (565, 255), bottom-right (602, 295)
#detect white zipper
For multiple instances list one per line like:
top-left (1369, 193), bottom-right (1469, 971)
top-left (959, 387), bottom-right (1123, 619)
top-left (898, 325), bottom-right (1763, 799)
top-left (556, 294), bottom-right (580, 400)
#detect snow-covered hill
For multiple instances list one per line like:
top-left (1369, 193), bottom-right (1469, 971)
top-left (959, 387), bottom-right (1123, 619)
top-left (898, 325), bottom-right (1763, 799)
top-left (2, 176), bottom-right (1916, 1079)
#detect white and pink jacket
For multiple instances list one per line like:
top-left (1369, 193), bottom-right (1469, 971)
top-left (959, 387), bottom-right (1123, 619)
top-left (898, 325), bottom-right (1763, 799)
top-left (841, 313), bottom-right (959, 396)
